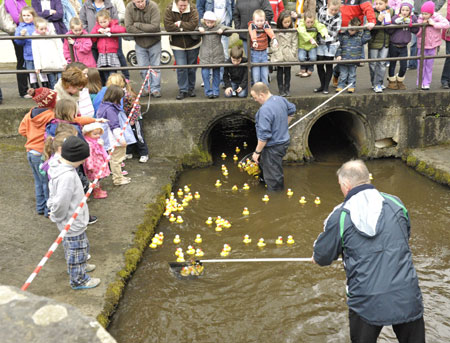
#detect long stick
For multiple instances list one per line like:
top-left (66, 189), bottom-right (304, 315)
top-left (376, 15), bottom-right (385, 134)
top-left (198, 258), bottom-right (314, 263)
top-left (288, 84), bottom-right (352, 130)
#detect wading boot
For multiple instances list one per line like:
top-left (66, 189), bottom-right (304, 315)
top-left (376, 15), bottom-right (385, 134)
top-left (396, 75), bottom-right (406, 90)
top-left (387, 76), bottom-right (398, 90)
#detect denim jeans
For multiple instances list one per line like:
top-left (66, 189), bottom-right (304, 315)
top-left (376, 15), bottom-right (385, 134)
top-left (47, 72), bottom-right (60, 89)
top-left (388, 44), bottom-right (408, 77)
top-left (135, 41), bottom-right (161, 93)
top-left (224, 81), bottom-right (248, 97)
top-left (441, 41), bottom-right (450, 85)
top-left (201, 67), bottom-right (220, 96)
top-left (27, 151), bottom-right (49, 216)
top-left (369, 47), bottom-right (389, 87)
top-left (172, 47), bottom-right (200, 92)
top-left (250, 49), bottom-right (269, 84)
top-left (298, 48), bottom-right (317, 72)
top-left (338, 64), bottom-right (357, 88)
top-left (408, 34), bottom-right (417, 69)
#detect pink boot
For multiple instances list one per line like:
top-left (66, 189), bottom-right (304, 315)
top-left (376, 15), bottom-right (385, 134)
top-left (93, 187), bottom-right (107, 199)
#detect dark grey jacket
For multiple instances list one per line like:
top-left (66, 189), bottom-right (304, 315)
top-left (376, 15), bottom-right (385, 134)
top-left (80, 0), bottom-right (119, 33)
top-left (233, 0), bottom-right (273, 40)
top-left (313, 184), bottom-right (423, 326)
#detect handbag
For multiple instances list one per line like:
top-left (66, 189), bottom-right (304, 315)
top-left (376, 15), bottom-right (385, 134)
top-left (0, 2), bottom-right (17, 35)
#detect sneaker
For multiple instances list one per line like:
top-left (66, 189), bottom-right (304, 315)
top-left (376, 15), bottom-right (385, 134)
top-left (86, 264), bottom-right (96, 272)
top-left (125, 154), bottom-right (133, 160)
top-left (421, 85), bottom-right (430, 90)
top-left (348, 88), bottom-right (355, 93)
top-left (201, 82), bottom-right (204, 87)
top-left (139, 155), bottom-right (149, 163)
top-left (176, 91), bottom-right (187, 100)
top-left (121, 162), bottom-right (125, 167)
top-left (88, 215), bottom-right (98, 225)
top-left (87, 254), bottom-right (91, 261)
top-left (114, 178), bottom-right (131, 186)
top-left (187, 89), bottom-right (196, 97)
top-left (151, 91), bottom-right (161, 98)
top-left (122, 170), bottom-right (129, 176)
top-left (71, 277), bottom-right (101, 290)
top-left (22, 94), bottom-right (33, 99)
top-left (336, 87), bottom-right (343, 92)
top-left (374, 85), bottom-right (383, 93)
top-left (441, 83), bottom-right (449, 89)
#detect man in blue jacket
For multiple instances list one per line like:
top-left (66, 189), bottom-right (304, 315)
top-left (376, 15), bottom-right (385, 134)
top-left (312, 159), bottom-right (425, 343)
top-left (251, 82), bottom-right (295, 191)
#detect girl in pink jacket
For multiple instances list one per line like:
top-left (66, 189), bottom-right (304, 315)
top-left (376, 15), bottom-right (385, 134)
top-left (440, 0), bottom-right (450, 88)
top-left (63, 17), bottom-right (96, 68)
top-left (416, 1), bottom-right (449, 89)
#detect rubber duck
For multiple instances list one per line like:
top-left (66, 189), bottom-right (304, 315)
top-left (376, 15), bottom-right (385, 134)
top-left (223, 220), bottom-right (231, 229)
top-left (215, 224), bottom-right (223, 232)
top-left (194, 234), bottom-right (202, 244)
top-left (169, 214), bottom-right (176, 223)
top-left (184, 185), bottom-right (190, 193)
top-left (223, 170), bottom-right (229, 177)
top-left (233, 155), bottom-right (238, 161)
top-left (220, 249), bottom-right (229, 257)
top-left (205, 217), bottom-right (213, 225)
top-left (215, 216), bottom-right (223, 224)
top-left (221, 164), bottom-right (227, 171)
top-left (369, 173), bottom-right (373, 180)
top-left (221, 153), bottom-right (227, 159)
top-left (186, 193), bottom-right (193, 201)
top-left (287, 189), bottom-right (294, 197)
top-left (232, 185), bottom-right (238, 191)
top-left (243, 141), bottom-right (248, 148)
top-left (195, 248), bottom-right (204, 257)
top-left (287, 235), bottom-right (295, 244)
top-left (242, 183), bottom-right (250, 190)
top-left (186, 245), bottom-right (196, 255)
top-left (176, 215), bottom-right (184, 224)
top-left (176, 253), bottom-right (185, 263)
top-left (149, 241), bottom-right (158, 249)
top-left (243, 235), bottom-right (252, 244)
top-left (238, 162), bottom-right (244, 170)
top-left (257, 238), bottom-right (266, 247)
top-left (275, 236), bottom-right (283, 245)
top-left (314, 197), bottom-right (321, 205)
top-left (215, 180), bottom-right (222, 187)
top-left (177, 204), bottom-right (184, 212)
top-left (173, 234), bottom-right (181, 244)
top-left (299, 196), bottom-right (307, 204)
top-left (242, 207), bottom-right (250, 216)
top-left (182, 200), bottom-right (189, 207)
top-left (223, 244), bottom-right (231, 252)
top-left (175, 248), bottom-right (183, 256)
top-left (235, 146), bottom-right (240, 154)
top-left (262, 194), bottom-right (270, 203)
top-left (177, 188), bottom-right (183, 197)
top-left (180, 266), bottom-right (190, 277)
top-left (163, 209), bottom-right (171, 217)
top-left (194, 192), bottom-right (200, 199)
top-left (170, 192), bottom-right (175, 199)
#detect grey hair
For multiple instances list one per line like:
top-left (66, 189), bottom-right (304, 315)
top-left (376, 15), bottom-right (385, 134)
top-left (336, 159), bottom-right (370, 187)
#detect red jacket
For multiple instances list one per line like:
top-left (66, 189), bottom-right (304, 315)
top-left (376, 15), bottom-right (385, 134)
top-left (90, 19), bottom-right (126, 54)
top-left (340, 0), bottom-right (376, 27)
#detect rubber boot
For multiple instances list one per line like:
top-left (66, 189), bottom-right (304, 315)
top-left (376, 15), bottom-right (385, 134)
top-left (332, 75), bottom-right (339, 88)
top-left (284, 84), bottom-right (290, 97)
top-left (396, 75), bottom-right (406, 90)
top-left (93, 187), bottom-right (107, 199)
top-left (387, 76), bottom-right (398, 90)
top-left (30, 82), bottom-right (39, 89)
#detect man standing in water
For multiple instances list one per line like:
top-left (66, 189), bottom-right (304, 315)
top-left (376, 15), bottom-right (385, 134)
top-left (312, 160), bottom-right (425, 343)
top-left (251, 82), bottom-right (296, 191)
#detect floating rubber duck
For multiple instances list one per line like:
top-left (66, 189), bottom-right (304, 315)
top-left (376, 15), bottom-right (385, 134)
top-left (176, 215), bottom-right (184, 224)
top-left (186, 245), bottom-right (196, 255)
top-left (369, 173), bottom-right (373, 180)
top-left (233, 155), bottom-right (238, 161)
top-left (215, 180), bottom-right (222, 187)
top-left (238, 162), bottom-right (244, 170)
top-left (275, 236), bottom-right (283, 245)
top-left (215, 224), bottom-right (223, 232)
top-left (287, 189), bottom-right (294, 197)
top-left (262, 194), bottom-right (270, 203)
top-left (243, 235), bottom-right (252, 244)
top-left (242, 183), bottom-right (250, 190)
top-left (194, 192), bottom-right (200, 199)
top-left (180, 266), bottom-right (190, 277)
top-left (205, 217), bottom-right (213, 225)
top-left (149, 241), bottom-right (158, 249)
top-left (221, 164), bottom-right (227, 171)
top-left (182, 200), bottom-right (189, 207)
top-left (243, 141), bottom-right (248, 148)
top-left (221, 153), bottom-right (227, 159)
top-left (169, 214), bottom-right (176, 223)
top-left (220, 249), bottom-right (229, 257)
top-left (163, 209), bottom-right (171, 217)
top-left (223, 220), bottom-right (231, 229)
top-left (232, 185), bottom-right (238, 191)
top-left (257, 238), bottom-right (266, 247)
top-left (242, 207), bottom-right (250, 216)
top-left (215, 216), bottom-right (223, 224)
top-left (314, 197), bottom-right (321, 205)
top-left (194, 234), bottom-right (202, 244)
top-left (287, 235), bottom-right (295, 244)
top-left (175, 248), bottom-right (183, 256)
top-left (184, 185), bottom-right (190, 193)
top-left (170, 192), bottom-right (175, 199)
top-left (299, 196), bottom-right (307, 204)
top-left (177, 188), bottom-right (183, 197)
top-left (235, 147), bottom-right (240, 154)
top-left (186, 192), bottom-right (193, 201)
top-left (176, 253), bottom-right (185, 262)
top-left (177, 204), bottom-right (184, 212)
top-left (195, 248), bottom-right (204, 257)
top-left (223, 170), bottom-right (229, 177)
top-left (173, 235), bottom-right (181, 244)
top-left (223, 244), bottom-right (232, 252)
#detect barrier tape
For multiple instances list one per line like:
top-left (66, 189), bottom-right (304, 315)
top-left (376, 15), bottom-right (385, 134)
top-left (21, 67), bottom-right (157, 291)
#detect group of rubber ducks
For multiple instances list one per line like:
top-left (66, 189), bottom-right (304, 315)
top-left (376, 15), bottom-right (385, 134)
top-left (205, 216), bottom-right (232, 232)
top-left (149, 232), bottom-right (165, 249)
top-left (180, 263), bottom-right (204, 277)
top-left (243, 235), bottom-right (295, 247)
top-left (163, 185), bottom-right (201, 224)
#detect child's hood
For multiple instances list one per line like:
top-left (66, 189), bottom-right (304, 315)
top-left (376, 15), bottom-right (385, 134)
top-left (100, 101), bottom-right (122, 112)
top-left (200, 18), bottom-right (221, 29)
top-left (30, 108), bottom-right (54, 128)
top-left (48, 158), bottom-right (76, 180)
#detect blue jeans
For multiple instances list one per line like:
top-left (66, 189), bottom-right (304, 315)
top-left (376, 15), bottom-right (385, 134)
top-left (408, 34), bottom-right (417, 69)
top-left (47, 72), bottom-right (60, 89)
top-left (441, 41), bottom-right (450, 85)
top-left (250, 49), bottom-right (269, 85)
top-left (338, 64), bottom-right (357, 88)
top-left (135, 41), bottom-right (161, 93)
top-left (369, 47), bottom-right (389, 87)
top-left (201, 67), bottom-right (220, 96)
top-left (298, 48), bottom-right (317, 72)
top-left (172, 47), bottom-right (199, 92)
top-left (224, 81), bottom-right (248, 97)
top-left (27, 151), bottom-right (49, 216)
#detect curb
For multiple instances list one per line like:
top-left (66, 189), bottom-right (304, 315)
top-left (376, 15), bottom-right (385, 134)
top-left (402, 150), bottom-right (450, 187)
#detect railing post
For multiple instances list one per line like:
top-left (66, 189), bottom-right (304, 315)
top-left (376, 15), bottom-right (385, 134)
top-left (247, 32), bottom-right (252, 96)
top-left (418, 22), bottom-right (426, 89)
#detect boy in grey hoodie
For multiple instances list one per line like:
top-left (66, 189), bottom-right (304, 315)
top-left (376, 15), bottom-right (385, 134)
top-left (47, 136), bottom-right (101, 290)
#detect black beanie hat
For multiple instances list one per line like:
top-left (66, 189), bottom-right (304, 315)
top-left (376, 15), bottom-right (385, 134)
top-left (61, 136), bottom-right (90, 162)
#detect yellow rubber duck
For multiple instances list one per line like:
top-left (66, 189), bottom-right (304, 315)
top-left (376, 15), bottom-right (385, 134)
top-left (170, 192), bottom-right (175, 199)
top-left (205, 217), bottom-right (213, 225)
top-left (163, 209), bottom-right (171, 217)
top-left (184, 185), bottom-right (190, 193)
top-left (221, 153), bottom-right (227, 159)
top-left (180, 266), bottom-right (190, 277)
top-left (262, 194), bottom-right (270, 203)
top-left (220, 249), bottom-right (229, 257)
top-left (194, 234), bottom-right (202, 244)
top-left (242, 207), bottom-right (250, 216)
top-left (369, 173), bottom-right (373, 180)
top-left (243, 141), bottom-right (248, 148)
top-left (177, 188), bottom-right (183, 197)
top-left (149, 241), bottom-right (158, 249)
top-left (299, 196), bottom-right (307, 204)
top-left (176, 253), bottom-right (185, 263)
top-left (182, 200), bottom-right (189, 207)
top-left (186, 245), bottom-right (195, 255)
top-left (287, 235), bottom-right (295, 244)
top-left (223, 244), bottom-right (231, 252)
top-left (215, 180), bottom-right (222, 187)
top-left (257, 238), bottom-right (266, 247)
top-left (242, 183), bottom-right (250, 190)
top-left (275, 236), bottom-right (283, 245)
top-left (231, 185), bottom-right (238, 191)
top-left (169, 214), bottom-right (176, 223)
top-left (173, 234), bottom-right (181, 244)
top-left (223, 220), bottom-right (231, 229)
top-left (287, 189), bottom-right (294, 197)
top-left (221, 164), bottom-right (227, 171)
top-left (235, 147), bottom-right (240, 154)
top-left (223, 170), bottom-right (229, 177)
top-left (194, 192), bottom-right (200, 199)
top-left (215, 216), bottom-right (223, 224)
top-left (243, 235), bottom-right (252, 244)
top-left (175, 248), bottom-right (183, 256)
top-left (233, 155), bottom-right (238, 161)
top-left (314, 197), bottom-right (321, 205)
top-left (195, 248), bottom-right (204, 257)
top-left (176, 215), bottom-right (184, 224)
top-left (177, 204), bottom-right (184, 212)
top-left (215, 224), bottom-right (223, 232)
top-left (186, 193), bottom-right (193, 201)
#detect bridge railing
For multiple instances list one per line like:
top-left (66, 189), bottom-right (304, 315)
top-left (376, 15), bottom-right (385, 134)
top-left (1, 23), bottom-right (448, 92)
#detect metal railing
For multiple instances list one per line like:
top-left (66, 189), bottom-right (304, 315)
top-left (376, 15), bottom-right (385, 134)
top-left (1, 23), bottom-right (448, 92)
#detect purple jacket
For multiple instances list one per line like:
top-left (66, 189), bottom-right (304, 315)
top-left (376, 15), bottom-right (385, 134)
top-left (96, 101), bottom-right (121, 130)
top-left (32, 0), bottom-right (68, 34)
top-left (4, 0), bottom-right (27, 25)
top-left (387, 14), bottom-right (419, 46)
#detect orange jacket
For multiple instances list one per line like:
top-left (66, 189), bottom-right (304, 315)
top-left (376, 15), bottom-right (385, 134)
top-left (18, 108), bottom-right (55, 153)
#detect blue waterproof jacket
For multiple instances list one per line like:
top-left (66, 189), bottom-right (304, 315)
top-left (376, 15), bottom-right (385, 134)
top-left (14, 22), bottom-right (35, 61)
top-left (197, 0), bottom-right (234, 26)
top-left (313, 184), bottom-right (423, 326)
top-left (336, 29), bottom-right (371, 60)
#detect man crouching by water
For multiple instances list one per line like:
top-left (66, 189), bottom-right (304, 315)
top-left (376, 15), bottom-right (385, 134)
top-left (312, 159), bottom-right (425, 343)
top-left (251, 82), bottom-right (296, 191)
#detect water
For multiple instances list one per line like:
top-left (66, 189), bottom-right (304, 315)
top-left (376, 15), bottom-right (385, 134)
top-left (108, 159), bottom-right (450, 342)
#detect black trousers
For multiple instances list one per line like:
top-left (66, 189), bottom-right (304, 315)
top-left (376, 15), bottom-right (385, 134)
top-left (349, 309), bottom-right (425, 343)
top-left (276, 66), bottom-right (291, 92)
top-left (13, 41), bottom-right (29, 96)
top-left (259, 142), bottom-right (289, 192)
top-left (126, 119), bottom-right (149, 157)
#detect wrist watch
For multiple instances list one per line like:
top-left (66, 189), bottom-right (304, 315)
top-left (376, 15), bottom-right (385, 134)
top-left (254, 151), bottom-right (261, 154)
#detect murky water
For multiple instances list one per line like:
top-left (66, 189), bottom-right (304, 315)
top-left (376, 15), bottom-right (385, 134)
top-left (108, 158), bottom-right (450, 343)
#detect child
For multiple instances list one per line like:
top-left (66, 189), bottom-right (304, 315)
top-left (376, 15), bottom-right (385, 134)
top-left (86, 68), bottom-right (103, 103)
top-left (249, 9), bottom-right (278, 85)
top-left (82, 122), bottom-right (111, 199)
top-left (47, 135), bottom-right (101, 290)
top-left (18, 87), bottom-right (58, 217)
top-left (90, 9), bottom-right (126, 82)
top-left (336, 17), bottom-right (371, 93)
top-left (386, 2), bottom-right (419, 90)
top-left (316, 0), bottom-right (341, 94)
top-left (96, 85), bottom-right (131, 186)
top-left (369, 0), bottom-right (394, 93)
top-left (198, 11), bottom-right (230, 99)
top-left (297, 11), bottom-right (328, 78)
top-left (223, 46), bottom-right (248, 98)
top-left (271, 10), bottom-right (298, 96)
top-left (416, 1), bottom-right (450, 90)
top-left (31, 17), bottom-right (67, 89)
top-left (63, 17), bottom-right (97, 68)
top-left (441, 0), bottom-right (450, 89)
